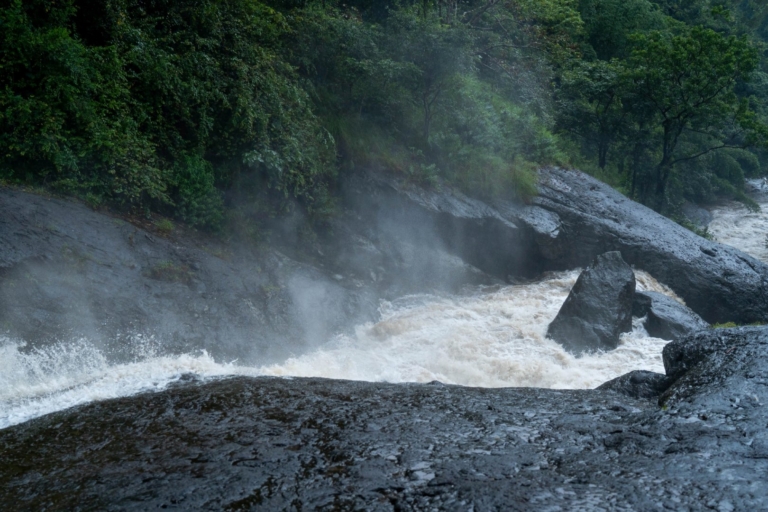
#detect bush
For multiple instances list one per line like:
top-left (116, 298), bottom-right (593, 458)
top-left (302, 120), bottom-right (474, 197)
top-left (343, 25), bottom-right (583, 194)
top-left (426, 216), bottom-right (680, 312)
top-left (172, 155), bottom-right (223, 230)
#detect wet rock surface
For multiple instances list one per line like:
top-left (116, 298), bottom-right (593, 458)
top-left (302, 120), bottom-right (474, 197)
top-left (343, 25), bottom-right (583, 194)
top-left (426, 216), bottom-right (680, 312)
top-left (341, 172), bottom-right (546, 281)
top-left (546, 251), bottom-right (635, 354)
top-left (3, 180), bottom-right (768, 509)
top-left (659, 327), bottom-right (768, 471)
top-left (5, 169), bottom-right (742, 361)
top-left (531, 168), bottom-right (768, 324)
top-left (351, 168), bottom-right (768, 325)
top-left (0, 188), bottom-right (373, 363)
top-left (0, 187), bottom-right (492, 363)
top-left (3, 325), bottom-right (768, 511)
top-left (597, 370), bottom-right (672, 399)
top-left (633, 291), bottom-right (709, 341)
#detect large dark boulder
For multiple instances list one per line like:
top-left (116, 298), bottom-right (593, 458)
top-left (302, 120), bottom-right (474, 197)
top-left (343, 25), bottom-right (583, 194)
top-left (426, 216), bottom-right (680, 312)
top-left (546, 251), bottom-right (635, 354)
top-left (347, 169), bottom-right (768, 325)
top-left (529, 168), bottom-right (768, 325)
top-left (597, 370), bottom-right (672, 399)
top-left (633, 291), bottom-right (708, 341)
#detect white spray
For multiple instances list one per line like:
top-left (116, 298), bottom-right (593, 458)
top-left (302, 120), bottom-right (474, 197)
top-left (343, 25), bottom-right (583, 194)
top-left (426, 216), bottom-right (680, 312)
top-left (0, 270), bottom-right (678, 429)
top-left (708, 183), bottom-right (768, 264)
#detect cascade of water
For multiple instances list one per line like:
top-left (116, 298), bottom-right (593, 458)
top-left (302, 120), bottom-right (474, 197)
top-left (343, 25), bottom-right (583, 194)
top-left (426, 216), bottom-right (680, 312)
top-left (708, 180), bottom-right (768, 264)
top-left (259, 270), bottom-right (672, 388)
top-left (0, 269), bottom-right (679, 430)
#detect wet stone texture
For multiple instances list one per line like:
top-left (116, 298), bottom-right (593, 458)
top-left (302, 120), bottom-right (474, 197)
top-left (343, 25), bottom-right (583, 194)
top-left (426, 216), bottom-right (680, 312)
top-left (546, 251), bottom-right (635, 354)
top-left (2, 326), bottom-right (768, 511)
top-left (633, 291), bottom-right (709, 342)
top-left (348, 169), bottom-right (768, 325)
top-left (0, 187), bottom-right (493, 366)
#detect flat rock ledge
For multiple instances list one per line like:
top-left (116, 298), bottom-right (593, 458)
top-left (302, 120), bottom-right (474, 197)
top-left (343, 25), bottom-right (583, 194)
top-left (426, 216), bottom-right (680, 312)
top-left (2, 326), bottom-right (768, 510)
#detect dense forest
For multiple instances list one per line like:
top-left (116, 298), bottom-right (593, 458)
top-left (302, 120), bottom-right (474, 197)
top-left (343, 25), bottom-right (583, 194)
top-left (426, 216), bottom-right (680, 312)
top-left (2, 0), bottom-right (768, 230)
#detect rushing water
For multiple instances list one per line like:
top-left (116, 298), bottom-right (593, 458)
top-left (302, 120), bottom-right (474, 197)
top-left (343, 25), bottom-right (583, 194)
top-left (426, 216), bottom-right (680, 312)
top-left (7, 184), bottom-right (765, 431)
top-left (0, 269), bottom-right (679, 429)
top-left (3, 186), bottom-right (765, 431)
top-left (708, 180), bottom-right (768, 264)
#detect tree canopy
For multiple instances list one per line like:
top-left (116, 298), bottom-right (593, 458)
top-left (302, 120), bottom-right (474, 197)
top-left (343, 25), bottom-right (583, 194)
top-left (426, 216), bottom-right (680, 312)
top-left (1, 0), bottom-right (767, 228)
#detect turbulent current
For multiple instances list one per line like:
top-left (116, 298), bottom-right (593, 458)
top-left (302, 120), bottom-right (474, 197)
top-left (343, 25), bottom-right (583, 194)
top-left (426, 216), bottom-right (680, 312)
top-left (1, 270), bottom-right (677, 429)
top-left (1, 189), bottom-right (764, 430)
top-left (708, 180), bottom-right (768, 264)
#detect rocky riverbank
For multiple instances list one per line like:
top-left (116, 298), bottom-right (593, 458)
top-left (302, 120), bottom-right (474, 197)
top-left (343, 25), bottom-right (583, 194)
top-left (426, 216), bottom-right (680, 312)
top-left (3, 167), bottom-right (766, 359)
top-left (2, 326), bottom-right (768, 510)
top-left (2, 168), bottom-right (768, 509)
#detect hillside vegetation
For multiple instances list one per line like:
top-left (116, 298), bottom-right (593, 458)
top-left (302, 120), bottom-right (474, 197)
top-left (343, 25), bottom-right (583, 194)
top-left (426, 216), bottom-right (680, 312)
top-left (2, 0), bottom-right (767, 229)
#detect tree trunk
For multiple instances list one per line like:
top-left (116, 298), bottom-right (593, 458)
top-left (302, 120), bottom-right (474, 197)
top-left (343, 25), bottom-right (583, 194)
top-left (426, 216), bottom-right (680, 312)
top-left (652, 161), bottom-right (672, 212)
top-left (598, 137), bottom-right (609, 169)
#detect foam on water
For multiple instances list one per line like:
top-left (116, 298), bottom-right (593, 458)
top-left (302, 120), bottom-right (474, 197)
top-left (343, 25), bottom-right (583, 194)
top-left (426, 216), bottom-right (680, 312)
top-left (0, 339), bottom-right (263, 429)
top-left (709, 185), bottom-right (768, 263)
top-left (260, 270), bottom-right (670, 388)
top-left (0, 269), bottom-right (674, 430)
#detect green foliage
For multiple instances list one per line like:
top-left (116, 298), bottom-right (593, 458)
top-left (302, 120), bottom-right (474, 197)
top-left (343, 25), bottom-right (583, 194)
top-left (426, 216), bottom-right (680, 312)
top-left (281, 3), bottom-right (565, 201)
top-left (579, 0), bottom-right (665, 59)
top-left (153, 218), bottom-right (175, 235)
top-left (558, 9), bottom-right (768, 212)
top-left (0, 0), bottom-right (334, 227)
top-left (0, 0), bottom-right (166, 205)
top-left (625, 26), bottom-right (759, 208)
top-left (708, 321), bottom-right (767, 328)
top-left (172, 155), bottom-right (223, 230)
top-left (3, 0), bottom-right (768, 228)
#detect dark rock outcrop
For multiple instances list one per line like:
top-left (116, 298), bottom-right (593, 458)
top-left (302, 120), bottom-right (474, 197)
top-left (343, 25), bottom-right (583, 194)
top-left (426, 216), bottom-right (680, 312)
top-left (632, 291), bottom-right (708, 341)
top-left (597, 370), bottom-right (672, 399)
top-left (660, 327), bottom-right (768, 422)
top-left (349, 168), bottom-right (768, 325)
top-left (0, 190), bottom-right (361, 363)
top-left (530, 168), bottom-right (768, 325)
top-left (340, 172), bottom-right (549, 281)
top-left (546, 251), bottom-right (635, 354)
top-left (661, 328), bottom-right (733, 382)
top-left (0, 188), bottom-right (493, 363)
top-left (3, 182), bottom-right (768, 510)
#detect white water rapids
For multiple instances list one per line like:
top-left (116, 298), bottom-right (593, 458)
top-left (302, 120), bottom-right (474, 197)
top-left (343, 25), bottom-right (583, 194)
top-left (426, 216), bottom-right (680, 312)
top-left (1, 270), bottom-right (676, 429)
top-left (1, 188), bottom-right (764, 430)
top-left (708, 180), bottom-right (768, 264)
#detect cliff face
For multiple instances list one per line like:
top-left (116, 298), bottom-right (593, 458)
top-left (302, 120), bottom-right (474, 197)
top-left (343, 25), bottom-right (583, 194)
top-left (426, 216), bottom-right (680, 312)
top-left (0, 183), bottom-right (494, 364)
top-left (0, 188), bottom-right (374, 364)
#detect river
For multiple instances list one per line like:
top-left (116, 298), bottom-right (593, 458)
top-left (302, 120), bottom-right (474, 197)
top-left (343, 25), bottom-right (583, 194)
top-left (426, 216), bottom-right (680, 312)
top-left (708, 179), bottom-right (768, 264)
top-left (1, 188), bottom-right (765, 430)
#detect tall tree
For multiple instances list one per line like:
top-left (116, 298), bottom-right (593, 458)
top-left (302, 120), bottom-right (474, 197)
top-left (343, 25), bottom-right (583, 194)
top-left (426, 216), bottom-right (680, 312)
top-left (625, 26), bottom-right (761, 209)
